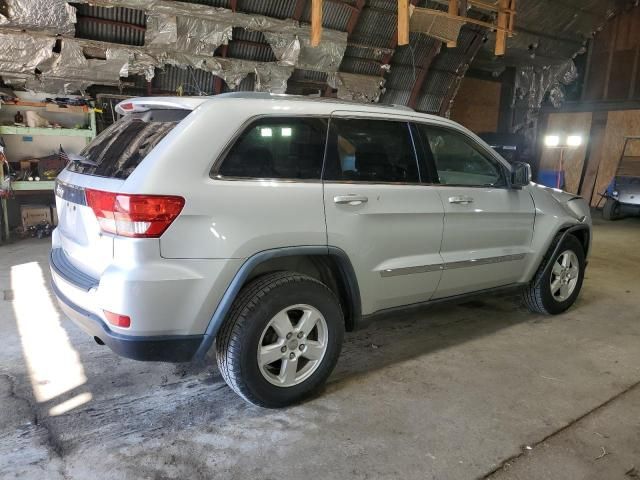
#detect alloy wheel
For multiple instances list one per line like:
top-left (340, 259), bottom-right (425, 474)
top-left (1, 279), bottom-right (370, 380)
top-left (257, 304), bottom-right (328, 387)
top-left (550, 250), bottom-right (580, 302)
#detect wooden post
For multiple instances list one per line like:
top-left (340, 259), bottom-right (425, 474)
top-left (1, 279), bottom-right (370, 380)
top-left (495, 0), bottom-right (509, 56)
top-left (398, 0), bottom-right (410, 46)
top-left (311, 0), bottom-right (323, 47)
top-left (507, 0), bottom-right (516, 37)
top-left (447, 0), bottom-right (459, 48)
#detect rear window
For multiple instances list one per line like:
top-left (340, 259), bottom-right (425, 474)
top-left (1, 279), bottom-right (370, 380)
top-left (67, 109), bottom-right (189, 179)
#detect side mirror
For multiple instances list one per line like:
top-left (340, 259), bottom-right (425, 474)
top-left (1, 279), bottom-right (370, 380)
top-left (511, 161), bottom-right (531, 189)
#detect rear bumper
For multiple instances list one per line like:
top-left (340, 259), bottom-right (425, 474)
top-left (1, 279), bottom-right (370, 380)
top-left (51, 280), bottom-right (203, 362)
top-left (50, 248), bottom-right (205, 362)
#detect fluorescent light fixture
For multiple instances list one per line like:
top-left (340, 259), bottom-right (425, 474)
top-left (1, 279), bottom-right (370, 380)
top-left (544, 135), bottom-right (560, 147)
top-left (260, 128), bottom-right (272, 137)
top-left (567, 135), bottom-right (583, 147)
top-left (281, 127), bottom-right (292, 137)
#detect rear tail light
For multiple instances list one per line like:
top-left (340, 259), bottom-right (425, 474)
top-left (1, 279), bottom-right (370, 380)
top-left (104, 310), bottom-right (131, 328)
top-left (85, 189), bottom-right (184, 238)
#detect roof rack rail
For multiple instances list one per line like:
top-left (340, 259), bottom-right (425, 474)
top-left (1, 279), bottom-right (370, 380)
top-left (211, 93), bottom-right (417, 112)
top-left (387, 104), bottom-right (415, 111)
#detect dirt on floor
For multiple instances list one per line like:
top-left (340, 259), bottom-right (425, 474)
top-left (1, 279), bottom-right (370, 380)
top-left (0, 215), bottom-right (639, 480)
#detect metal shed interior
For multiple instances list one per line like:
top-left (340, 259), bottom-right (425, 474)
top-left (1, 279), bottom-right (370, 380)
top-left (0, 0), bottom-right (629, 116)
top-left (2, 0), bottom-right (640, 209)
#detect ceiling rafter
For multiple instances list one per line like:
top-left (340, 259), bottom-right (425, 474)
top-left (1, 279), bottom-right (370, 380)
top-left (438, 30), bottom-right (485, 115)
top-left (408, 41), bottom-right (442, 109)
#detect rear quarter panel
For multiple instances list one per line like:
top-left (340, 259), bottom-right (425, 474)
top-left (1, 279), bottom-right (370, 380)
top-left (122, 99), bottom-right (328, 260)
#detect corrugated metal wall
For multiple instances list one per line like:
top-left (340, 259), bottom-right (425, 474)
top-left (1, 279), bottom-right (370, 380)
top-left (74, 4), bottom-right (146, 46)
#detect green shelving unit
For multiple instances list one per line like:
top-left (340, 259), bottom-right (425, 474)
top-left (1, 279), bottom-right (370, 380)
top-left (0, 106), bottom-right (97, 242)
top-left (10, 180), bottom-right (56, 191)
top-left (0, 126), bottom-right (95, 138)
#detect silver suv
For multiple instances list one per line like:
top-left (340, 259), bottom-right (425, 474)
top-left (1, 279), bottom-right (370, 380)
top-left (50, 93), bottom-right (592, 407)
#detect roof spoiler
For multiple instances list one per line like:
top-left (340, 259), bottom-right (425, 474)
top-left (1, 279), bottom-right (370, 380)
top-left (115, 97), bottom-right (210, 115)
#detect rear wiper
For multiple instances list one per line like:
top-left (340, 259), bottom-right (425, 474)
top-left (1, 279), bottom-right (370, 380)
top-left (59, 146), bottom-right (98, 167)
top-left (69, 153), bottom-right (98, 167)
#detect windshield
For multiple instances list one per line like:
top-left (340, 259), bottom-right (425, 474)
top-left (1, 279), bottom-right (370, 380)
top-left (67, 109), bottom-right (189, 179)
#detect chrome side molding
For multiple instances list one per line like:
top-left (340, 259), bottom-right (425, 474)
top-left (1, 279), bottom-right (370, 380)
top-left (379, 253), bottom-right (527, 277)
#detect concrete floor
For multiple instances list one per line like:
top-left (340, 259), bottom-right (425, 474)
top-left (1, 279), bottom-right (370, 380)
top-left (0, 215), bottom-right (639, 480)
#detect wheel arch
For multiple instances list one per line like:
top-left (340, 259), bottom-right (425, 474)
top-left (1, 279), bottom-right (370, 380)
top-left (194, 246), bottom-right (361, 360)
top-left (534, 223), bottom-right (590, 289)
top-left (566, 225), bottom-right (590, 257)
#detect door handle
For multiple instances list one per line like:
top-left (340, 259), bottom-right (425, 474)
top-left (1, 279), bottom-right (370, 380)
top-left (334, 195), bottom-right (369, 206)
top-left (448, 195), bottom-right (474, 205)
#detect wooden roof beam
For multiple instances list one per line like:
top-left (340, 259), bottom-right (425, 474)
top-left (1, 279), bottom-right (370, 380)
top-left (495, 0), bottom-right (509, 55)
top-left (383, 0), bottom-right (419, 64)
top-left (311, 0), bottom-right (322, 46)
top-left (398, 0), bottom-right (410, 46)
top-left (447, 0), bottom-right (460, 48)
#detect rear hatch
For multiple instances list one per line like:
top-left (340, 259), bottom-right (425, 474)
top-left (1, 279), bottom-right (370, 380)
top-left (55, 101), bottom-right (193, 279)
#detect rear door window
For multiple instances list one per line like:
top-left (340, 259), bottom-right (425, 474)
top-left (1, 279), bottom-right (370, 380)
top-left (67, 109), bottom-right (189, 179)
top-left (216, 117), bottom-right (328, 180)
top-left (323, 118), bottom-right (420, 183)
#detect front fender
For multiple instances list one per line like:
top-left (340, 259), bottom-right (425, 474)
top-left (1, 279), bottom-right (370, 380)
top-left (521, 184), bottom-right (592, 283)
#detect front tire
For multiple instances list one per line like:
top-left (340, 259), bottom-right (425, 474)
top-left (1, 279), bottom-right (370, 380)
top-left (523, 234), bottom-right (585, 315)
top-left (216, 271), bottom-right (344, 408)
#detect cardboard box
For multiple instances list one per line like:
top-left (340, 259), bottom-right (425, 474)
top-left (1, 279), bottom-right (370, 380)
top-left (21, 205), bottom-right (52, 229)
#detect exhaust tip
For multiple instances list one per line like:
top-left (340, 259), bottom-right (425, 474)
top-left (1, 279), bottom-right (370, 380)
top-left (94, 336), bottom-right (105, 346)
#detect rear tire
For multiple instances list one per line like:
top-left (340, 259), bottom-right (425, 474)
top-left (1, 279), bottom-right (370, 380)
top-left (216, 271), bottom-right (344, 408)
top-left (523, 234), bottom-right (585, 315)
top-left (603, 198), bottom-right (621, 220)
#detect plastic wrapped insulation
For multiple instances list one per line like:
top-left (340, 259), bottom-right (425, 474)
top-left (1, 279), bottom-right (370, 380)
top-left (264, 30), bottom-right (347, 72)
top-left (49, 40), bottom-right (124, 84)
top-left (109, 44), bottom-right (293, 91)
top-left (145, 13), bottom-right (178, 46)
top-left (74, 0), bottom-right (348, 71)
top-left (161, 54), bottom-right (293, 91)
top-left (328, 73), bottom-right (386, 103)
top-left (0, 33), bottom-right (55, 74)
top-left (174, 16), bottom-right (233, 55)
top-left (146, 13), bottom-right (232, 54)
top-left (297, 30), bottom-right (348, 73)
top-left (515, 60), bottom-right (578, 110)
top-left (511, 60), bottom-right (578, 153)
top-left (3, 76), bottom-right (93, 95)
top-left (263, 32), bottom-right (301, 67)
top-left (254, 65), bottom-right (294, 93)
top-left (0, 0), bottom-right (76, 35)
top-left (0, 1), bottom-right (342, 94)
